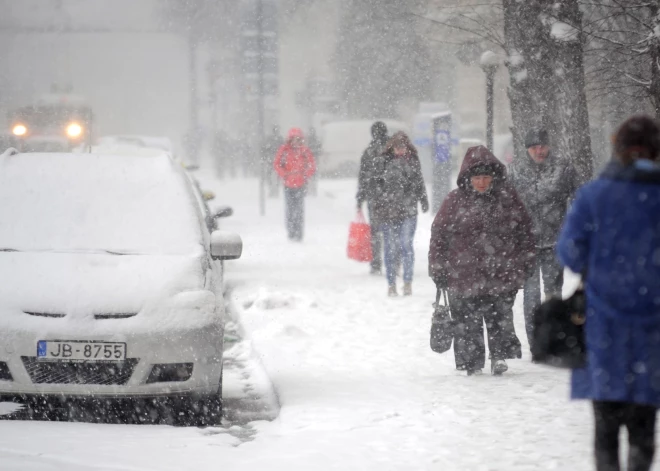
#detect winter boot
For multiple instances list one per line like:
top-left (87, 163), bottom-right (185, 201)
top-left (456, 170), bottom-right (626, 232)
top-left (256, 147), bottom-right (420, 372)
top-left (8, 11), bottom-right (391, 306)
top-left (370, 267), bottom-right (382, 276)
top-left (388, 285), bottom-right (398, 297)
top-left (491, 359), bottom-right (508, 376)
top-left (403, 282), bottom-right (412, 296)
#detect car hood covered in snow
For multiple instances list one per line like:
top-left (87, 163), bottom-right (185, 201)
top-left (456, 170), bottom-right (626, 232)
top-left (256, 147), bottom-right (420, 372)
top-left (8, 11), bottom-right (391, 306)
top-left (0, 251), bottom-right (216, 333)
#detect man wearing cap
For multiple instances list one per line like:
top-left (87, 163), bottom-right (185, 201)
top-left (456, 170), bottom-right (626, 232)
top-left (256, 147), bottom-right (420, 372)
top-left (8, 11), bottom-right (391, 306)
top-left (509, 128), bottom-right (579, 354)
top-left (357, 121), bottom-right (389, 275)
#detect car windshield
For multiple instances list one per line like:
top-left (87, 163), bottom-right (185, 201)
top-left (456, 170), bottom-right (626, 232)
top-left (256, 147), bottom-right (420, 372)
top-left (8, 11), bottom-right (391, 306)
top-left (0, 153), bottom-right (202, 255)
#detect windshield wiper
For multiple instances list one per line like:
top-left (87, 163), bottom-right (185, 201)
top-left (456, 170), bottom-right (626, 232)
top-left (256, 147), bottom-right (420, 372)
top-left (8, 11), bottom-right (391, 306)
top-left (0, 248), bottom-right (19, 252)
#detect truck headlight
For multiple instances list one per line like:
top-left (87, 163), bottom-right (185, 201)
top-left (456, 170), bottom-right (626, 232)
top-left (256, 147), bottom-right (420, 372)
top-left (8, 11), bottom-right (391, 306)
top-left (12, 124), bottom-right (27, 136)
top-left (66, 122), bottom-right (83, 138)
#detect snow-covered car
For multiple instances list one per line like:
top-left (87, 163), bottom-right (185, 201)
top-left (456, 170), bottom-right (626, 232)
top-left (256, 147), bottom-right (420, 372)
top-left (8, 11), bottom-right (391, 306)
top-left (0, 149), bottom-right (242, 425)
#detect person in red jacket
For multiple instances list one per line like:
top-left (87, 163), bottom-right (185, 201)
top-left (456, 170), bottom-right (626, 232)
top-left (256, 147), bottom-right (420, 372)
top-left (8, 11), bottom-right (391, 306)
top-left (273, 128), bottom-right (317, 241)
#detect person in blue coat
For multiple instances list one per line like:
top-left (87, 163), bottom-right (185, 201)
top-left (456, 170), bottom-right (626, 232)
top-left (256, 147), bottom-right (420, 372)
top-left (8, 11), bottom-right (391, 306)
top-left (557, 115), bottom-right (660, 471)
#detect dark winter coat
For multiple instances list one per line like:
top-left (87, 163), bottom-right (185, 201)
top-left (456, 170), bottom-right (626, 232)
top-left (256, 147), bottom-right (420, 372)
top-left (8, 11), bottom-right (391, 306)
top-left (429, 146), bottom-right (536, 297)
top-left (371, 148), bottom-right (428, 223)
top-left (557, 160), bottom-right (660, 407)
top-left (509, 152), bottom-right (579, 248)
top-left (262, 134), bottom-right (283, 165)
top-left (356, 138), bottom-right (387, 209)
top-left (273, 141), bottom-right (316, 189)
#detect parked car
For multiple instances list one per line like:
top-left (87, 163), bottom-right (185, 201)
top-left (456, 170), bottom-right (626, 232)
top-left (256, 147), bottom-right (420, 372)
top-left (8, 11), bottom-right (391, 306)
top-left (0, 149), bottom-right (242, 425)
top-left (319, 119), bottom-right (410, 177)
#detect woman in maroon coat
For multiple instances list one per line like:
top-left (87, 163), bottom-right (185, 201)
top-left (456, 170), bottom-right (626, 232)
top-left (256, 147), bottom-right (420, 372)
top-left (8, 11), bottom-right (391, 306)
top-left (429, 146), bottom-right (536, 376)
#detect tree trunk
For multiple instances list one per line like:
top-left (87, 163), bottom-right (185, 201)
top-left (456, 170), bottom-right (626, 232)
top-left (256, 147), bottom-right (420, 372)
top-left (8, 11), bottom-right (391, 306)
top-left (502, 0), bottom-right (593, 183)
top-left (650, 3), bottom-right (660, 118)
top-left (502, 0), bottom-right (557, 163)
top-left (552, 0), bottom-right (593, 183)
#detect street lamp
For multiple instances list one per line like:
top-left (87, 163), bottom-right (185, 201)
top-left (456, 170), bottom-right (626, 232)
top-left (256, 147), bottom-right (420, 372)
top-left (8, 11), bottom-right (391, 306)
top-left (480, 51), bottom-right (500, 152)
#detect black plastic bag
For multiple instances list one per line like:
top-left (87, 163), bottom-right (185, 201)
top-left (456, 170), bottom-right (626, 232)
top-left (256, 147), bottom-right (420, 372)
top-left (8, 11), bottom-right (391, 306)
top-left (430, 289), bottom-right (455, 354)
top-left (531, 286), bottom-right (587, 369)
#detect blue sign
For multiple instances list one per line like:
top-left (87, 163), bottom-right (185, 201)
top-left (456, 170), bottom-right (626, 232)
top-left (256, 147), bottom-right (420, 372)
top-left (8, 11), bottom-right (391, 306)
top-left (434, 129), bottom-right (451, 164)
top-left (37, 340), bottom-right (47, 357)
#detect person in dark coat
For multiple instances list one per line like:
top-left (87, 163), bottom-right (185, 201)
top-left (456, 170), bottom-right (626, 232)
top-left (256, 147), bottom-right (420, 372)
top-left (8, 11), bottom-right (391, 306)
top-left (356, 121), bottom-right (389, 275)
top-left (372, 131), bottom-right (428, 296)
top-left (274, 128), bottom-right (316, 241)
top-left (509, 128), bottom-right (579, 352)
top-left (557, 115), bottom-right (660, 471)
top-left (306, 128), bottom-right (322, 197)
top-left (262, 125), bottom-right (283, 197)
top-left (429, 146), bottom-right (536, 375)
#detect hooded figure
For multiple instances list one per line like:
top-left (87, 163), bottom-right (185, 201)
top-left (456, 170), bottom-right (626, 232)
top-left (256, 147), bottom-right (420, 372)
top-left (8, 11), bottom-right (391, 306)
top-left (273, 128), bottom-right (316, 241)
top-left (356, 121), bottom-right (389, 275)
top-left (557, 115), bottom-right (660, 471)
top-left (429, 145), bottom-right (535, 375)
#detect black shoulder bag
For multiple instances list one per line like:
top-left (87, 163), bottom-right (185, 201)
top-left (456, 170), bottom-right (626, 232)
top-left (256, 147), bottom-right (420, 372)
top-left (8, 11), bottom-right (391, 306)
top-left (430, 288), bottom-right (455, 354)
top-left (531, 285), bottom-right (587, 369)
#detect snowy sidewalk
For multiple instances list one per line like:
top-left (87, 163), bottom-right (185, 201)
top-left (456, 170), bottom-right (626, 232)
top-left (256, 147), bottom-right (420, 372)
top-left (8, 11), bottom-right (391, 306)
top-left (200, 175), bottom-right (595, 470)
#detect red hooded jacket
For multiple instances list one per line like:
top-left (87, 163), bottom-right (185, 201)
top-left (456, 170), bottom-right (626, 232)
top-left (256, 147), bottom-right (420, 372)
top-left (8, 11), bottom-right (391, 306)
top-left (428, 146), bottom-right (536, 296)
top-left (273, 139), bottom-right (316, 189)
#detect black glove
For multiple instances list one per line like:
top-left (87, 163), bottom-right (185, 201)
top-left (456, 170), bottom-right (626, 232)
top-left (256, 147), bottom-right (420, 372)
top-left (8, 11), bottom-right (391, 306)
top-left (421, 197), bottom-right (429, 213)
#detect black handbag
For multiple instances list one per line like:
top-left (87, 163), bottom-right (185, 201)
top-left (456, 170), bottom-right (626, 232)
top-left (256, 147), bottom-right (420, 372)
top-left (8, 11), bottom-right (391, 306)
top-left (531, 286), bottom-right (587, 369)
top-left (430, 288), bottom-right (455, 354)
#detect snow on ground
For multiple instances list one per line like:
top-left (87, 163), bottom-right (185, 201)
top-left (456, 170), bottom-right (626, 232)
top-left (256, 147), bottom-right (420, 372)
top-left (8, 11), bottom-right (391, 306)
top-left (0, 171), bottom-right (619, 470)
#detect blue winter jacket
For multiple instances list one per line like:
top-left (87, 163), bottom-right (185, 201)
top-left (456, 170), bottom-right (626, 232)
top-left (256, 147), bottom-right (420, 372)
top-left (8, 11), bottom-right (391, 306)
top-left (557, 160), bottom-right (660, 407)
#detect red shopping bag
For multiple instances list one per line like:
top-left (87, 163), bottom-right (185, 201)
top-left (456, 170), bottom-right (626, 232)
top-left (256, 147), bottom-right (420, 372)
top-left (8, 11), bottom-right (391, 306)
top-left (347, 211), bottom-right (373, 262)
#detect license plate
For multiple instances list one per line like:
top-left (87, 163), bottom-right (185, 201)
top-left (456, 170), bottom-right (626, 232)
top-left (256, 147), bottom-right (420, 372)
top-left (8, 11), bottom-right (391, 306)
top-left (37, 341), bottom-right (126, 362)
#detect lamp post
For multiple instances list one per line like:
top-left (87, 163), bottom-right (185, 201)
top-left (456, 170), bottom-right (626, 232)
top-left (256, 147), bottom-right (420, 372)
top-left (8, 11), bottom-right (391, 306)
top-left (480, 51), bottom-right (500, 152)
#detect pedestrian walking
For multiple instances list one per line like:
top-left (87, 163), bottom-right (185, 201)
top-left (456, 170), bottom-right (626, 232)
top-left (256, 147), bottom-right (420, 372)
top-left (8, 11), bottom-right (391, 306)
top-left (372, 131), bottom-right (428, 297)
top-left (429, 146), bottom-right (536, 376)
top-left (262, 125), bottom-right (283, 197)
top-left (307, 128), bottom-right (322, 197)
top-left (274, 128), bottom-right (316, 241)
top-left (509, 128), bottom-right (579, 353)
top-left (557, 115), bottom-right (660, 471)
top-left (356, 121), bottom-right (389, 275)
top-left (212, 130), bottom-right (228, 179)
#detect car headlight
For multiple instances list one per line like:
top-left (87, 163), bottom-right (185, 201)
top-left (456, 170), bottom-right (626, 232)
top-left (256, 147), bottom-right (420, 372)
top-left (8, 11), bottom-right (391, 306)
top-left (12, 124), bottom-right (27, 137)
top-left (66, 122), bottom-right (83, 138)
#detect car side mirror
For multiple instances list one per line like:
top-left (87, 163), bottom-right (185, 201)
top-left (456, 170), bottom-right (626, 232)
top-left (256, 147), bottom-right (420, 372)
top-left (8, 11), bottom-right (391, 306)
top-left (210, 231), bottom-right (242, 260)
top-left (213, 206), bottom-right (233, 219)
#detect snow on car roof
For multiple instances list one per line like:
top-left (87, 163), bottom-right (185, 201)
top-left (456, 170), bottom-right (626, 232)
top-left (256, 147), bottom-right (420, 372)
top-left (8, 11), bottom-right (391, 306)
top-left (0, 152), bottom-right (203, 255)
top-left (98, 135), bottom-right (174, 152)
top-left (87, 143), bottom-right (170, 158)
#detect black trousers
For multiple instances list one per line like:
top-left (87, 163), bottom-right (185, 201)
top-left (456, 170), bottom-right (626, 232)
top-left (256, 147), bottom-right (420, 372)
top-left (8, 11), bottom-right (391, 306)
top-left (284, 187), bottom-right (305, 240)
top-left (449, 291), bottom-right (522, 371)
top-left (523, 247), bottom-right (564, 351)
top-left (593, 401), bottom-right (657, 471)
top-left (369, 222), bottom-right (383, 272)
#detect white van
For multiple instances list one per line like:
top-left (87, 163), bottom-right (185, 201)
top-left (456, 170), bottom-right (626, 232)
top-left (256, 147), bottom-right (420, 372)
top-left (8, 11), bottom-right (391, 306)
top-left (320, 120), bottom-right (410, 177)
